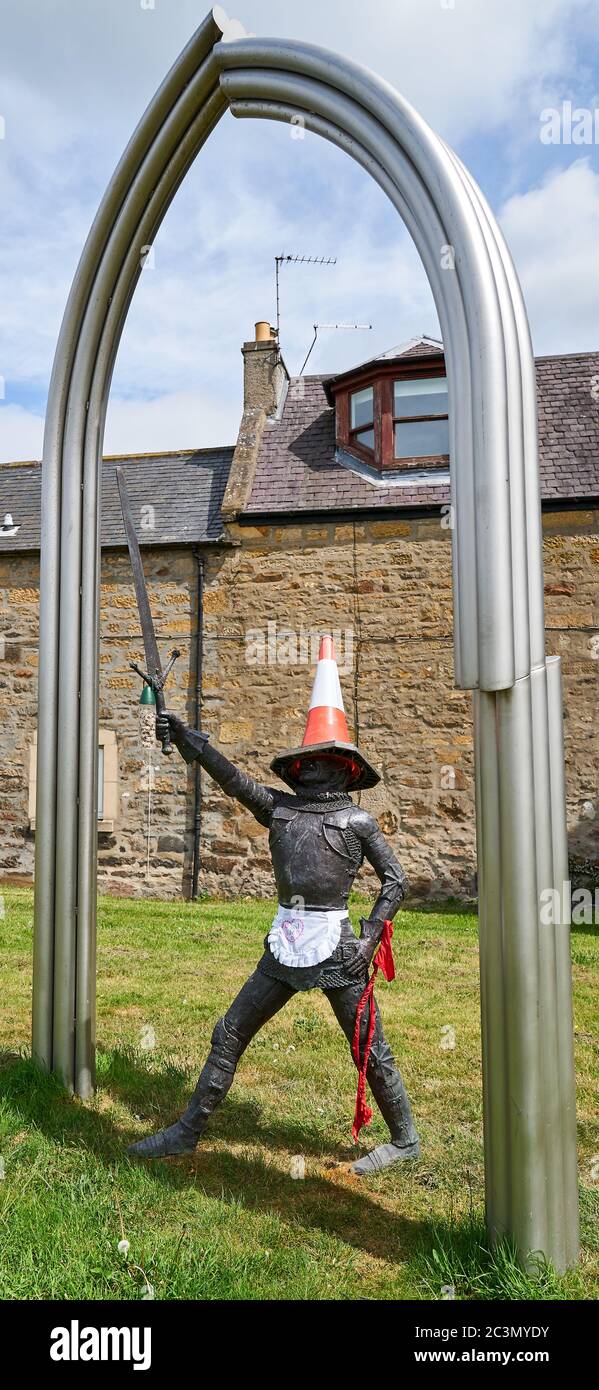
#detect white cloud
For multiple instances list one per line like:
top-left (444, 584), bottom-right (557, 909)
top-left (500, 158), bottom-right (599, 354)
top-left (105, 389), bottom-right (240, 455)
top-left (106, 144), bottom-right (436, 393)
top-left (0, 405), bottom-right (44, 463)
top-left (245, 0), bottom-right (593, 141)
top-left (1, 0), bottom-right (598, 462)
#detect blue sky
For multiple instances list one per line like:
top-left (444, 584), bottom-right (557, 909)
top-left (1, 0), bottom-right (599, 460)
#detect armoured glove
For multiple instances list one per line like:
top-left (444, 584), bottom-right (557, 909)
top-left (155, 711), bottom-right (208, 762)
top-left (345, 916), bottom-right (386, 975)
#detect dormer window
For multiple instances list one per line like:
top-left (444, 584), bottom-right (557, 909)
top-left (326, 340), bottom-right (449, 477)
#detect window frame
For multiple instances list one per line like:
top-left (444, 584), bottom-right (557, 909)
top-left (332, 359), bottom-right (449, 472)
top-left (391, 373), bottom-right (449, 462)
top-left (349, 384), bottom-right (375, 455)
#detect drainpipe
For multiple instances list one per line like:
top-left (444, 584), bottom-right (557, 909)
top-left (191, 549), bottom-right (204, 900)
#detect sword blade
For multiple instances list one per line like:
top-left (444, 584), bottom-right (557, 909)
top-left (116, 467), bottom-right (173, 753)
top-left (116, 467), bottom-right (163, 686)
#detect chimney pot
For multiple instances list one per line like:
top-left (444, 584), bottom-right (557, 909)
top-left (255, 320), bottom-right (275, 343)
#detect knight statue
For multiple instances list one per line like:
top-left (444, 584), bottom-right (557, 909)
top-left (128, 634), bottom-right (419, 1175)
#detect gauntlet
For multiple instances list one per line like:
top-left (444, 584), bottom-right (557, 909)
top-left (156, 712), bottom-right (209, 763)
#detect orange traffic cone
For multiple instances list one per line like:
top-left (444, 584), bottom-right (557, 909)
top-left (301, 633), bottom-right (351, 746)
top-left (270, 634), bottom-right (380, 790)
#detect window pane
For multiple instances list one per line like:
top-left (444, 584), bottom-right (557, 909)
top-left (355, 427), bottom-right (375, 451)
top-left (350, 385), bottom-right (374, 428)
top-left (97, 745), bottom-right (104, 821)
top-left (394, 376), bottom-right (448, 418)
top-left (394, 417), bottom-right (450, 458)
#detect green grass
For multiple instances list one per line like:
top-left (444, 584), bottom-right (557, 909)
top-left (0, 888), bottom-right (597, 1301)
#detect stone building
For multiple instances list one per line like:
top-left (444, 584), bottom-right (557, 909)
top-left (1, 326), bottom-right (598, 901)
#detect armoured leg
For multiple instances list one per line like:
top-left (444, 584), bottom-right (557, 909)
top-left (128, 971), bottom-right (294, 1158)
top-left (325, 982), bottom-right (420, 1174)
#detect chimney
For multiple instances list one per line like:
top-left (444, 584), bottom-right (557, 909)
top-left (221, 321), bottom-right (289, 521)
top-left (241, 320), bottom-right (288, 417)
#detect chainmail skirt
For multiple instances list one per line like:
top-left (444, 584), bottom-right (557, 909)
top-left (256, 917), bottom-right (367, 991)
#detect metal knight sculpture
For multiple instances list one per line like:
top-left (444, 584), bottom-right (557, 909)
top-left (128, 634), bottom-right (419, 1175)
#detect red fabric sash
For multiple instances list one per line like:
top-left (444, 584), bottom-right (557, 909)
top-left (351, 919), bottom-right (395, 1142)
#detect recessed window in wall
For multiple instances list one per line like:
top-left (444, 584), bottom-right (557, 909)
top-left (97, 744), bottom-right (105, 821)
top-left (394, 376), bottom-right (449, 458)
top-left (350, 385), bottom-right (375, 452)
top-left (29, 729), bottom-right (117, 830)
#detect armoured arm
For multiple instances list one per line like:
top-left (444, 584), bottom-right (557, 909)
top-left (354, 810), bottom-right (409, 959)
top-left (163, 713), bottom-right (275, 827)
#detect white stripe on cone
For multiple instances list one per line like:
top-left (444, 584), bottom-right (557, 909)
top-left (301, 635), bottom-right (351, 746)
top-left (308, 657), bottom-right (345, 713)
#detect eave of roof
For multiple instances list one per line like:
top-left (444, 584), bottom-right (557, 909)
top-left (2, 345), bottom-right (598, 551)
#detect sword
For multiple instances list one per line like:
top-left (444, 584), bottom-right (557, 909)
top-left (116, 467), bottom-right (180, 756)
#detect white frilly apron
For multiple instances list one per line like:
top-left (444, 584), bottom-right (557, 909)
top-left (267, 904), bottom-right (346, 968)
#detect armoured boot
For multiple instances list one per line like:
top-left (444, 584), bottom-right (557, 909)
top-left (128, 973), bottom-right (294, 1160)
top-left (127, 1119), bottom-right (198, 1159)
top-left (351, 1055), bottom-right (420, 1173)
top-left (351, 1077), bottom-right (420, 1173)
top-left (127, 1023), bottom-right (238, 1160)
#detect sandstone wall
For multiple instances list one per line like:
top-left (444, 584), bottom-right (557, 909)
top-left (0, 506), bottom-right (597, 901)
top-left (0, 548), bottom-right (199, 898)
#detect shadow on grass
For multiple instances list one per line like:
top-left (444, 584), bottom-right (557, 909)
top-left (98, 1045), bottom-right (363, 1163)
top-left (1, 1045), bottom-right (367, 1162)
top-left (0, 1048), bottom-right (432, 1269)
top-left (2, 1050), bottom-right (589, 1294)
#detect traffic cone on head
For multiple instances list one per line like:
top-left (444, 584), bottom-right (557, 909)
top-left (270, 632), bottom-right (380, 790)
top-left (301, 634), bottom-right (350, 746)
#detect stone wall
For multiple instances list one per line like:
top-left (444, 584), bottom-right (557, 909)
top-left (0, 547), bottom-right (199, 897)
top-left (0, 506), bottom-right (597, 901)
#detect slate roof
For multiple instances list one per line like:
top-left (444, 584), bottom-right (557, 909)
top-left (1, 349), bottom-right (597, 550)
top-left (245, 350), bottom-right (599, 516)
top-left (0, 447), bottom-right (234, 552)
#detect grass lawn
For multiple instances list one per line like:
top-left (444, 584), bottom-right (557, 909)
top-left (0, 887), bottom-right (597, 1302)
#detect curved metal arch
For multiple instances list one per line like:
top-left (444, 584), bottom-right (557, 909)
top-left (32, 9), bottom-right (578, 1271)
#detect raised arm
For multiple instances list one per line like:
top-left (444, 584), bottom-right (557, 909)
top-left (161, 712), bottom-right (275, 827)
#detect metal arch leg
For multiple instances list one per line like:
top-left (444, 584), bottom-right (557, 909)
top-left (474, 657), bottom-right (579, 1271)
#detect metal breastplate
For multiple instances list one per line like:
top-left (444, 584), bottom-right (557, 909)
top-left (268, 804), bottom-right (363, 910)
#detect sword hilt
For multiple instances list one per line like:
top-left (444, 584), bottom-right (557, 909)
top-left (127, 658), bottom-right (172, 750)
top-left (153, 686), bottom-right (173, 756)
top-left (161, 648), bottom-right (181, 685)
top-left (154, 650), bottom-right (180, 756)
top-left (130, 660), bottom-right (174, 755)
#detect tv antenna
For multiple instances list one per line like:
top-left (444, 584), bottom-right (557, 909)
top-left (275, 253), bottom-right (337, 338)
top-left (300, 322), bottom-right (373, 375)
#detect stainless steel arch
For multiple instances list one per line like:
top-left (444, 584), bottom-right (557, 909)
top-left (32, 7), bottom-right (579, 1270)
